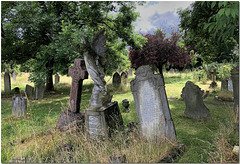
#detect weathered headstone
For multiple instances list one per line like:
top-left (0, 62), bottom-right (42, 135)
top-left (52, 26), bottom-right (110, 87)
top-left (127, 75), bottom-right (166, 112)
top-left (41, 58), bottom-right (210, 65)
top-left (12, 72), bottom-right (16, 81)
top-left (4, 72), bottom-right (11, 93)
top-left (12, 96), bottom-right (27, 117)
top-left (35, 83), bottom-right (45, 100)
top-left (169, 68), bottom-right (175, 74)
top-left (112, 72), bottom-right (121, 88)
top-left (121, 72), bottom-right (128, 85)
top-left (128, 69), bottom-right (133, 76)
top-left (228, 79), bottom-right (233, 91)
top-left (25, 85), bottom-right (34, 98)
top-left (221, 79), bottom-right (228, 91)
top-left (55, 73), bottom-right (60, 85)
top-left (231, 65), bottom-right (239, 115)
top-left (85, 101), bottom-right (123, 138)
top-left (181, 81), bottom-right (211, 120)
top-left (130, 65), bottom-right (177, 142)
top-left (56, 59), bottom-right (88, 131)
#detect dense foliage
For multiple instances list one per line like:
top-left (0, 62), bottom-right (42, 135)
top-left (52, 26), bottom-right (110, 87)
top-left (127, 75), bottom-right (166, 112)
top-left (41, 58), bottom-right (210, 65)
top-left (1, 1), bottom-right (145, 90)
top-left (129, 29), bottom-right (192, 74)
top-left (178, 1), bottom-right (239, 64)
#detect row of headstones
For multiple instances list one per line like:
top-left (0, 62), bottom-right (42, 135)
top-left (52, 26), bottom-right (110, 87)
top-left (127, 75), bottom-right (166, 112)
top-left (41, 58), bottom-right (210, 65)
top-left (112, 71), bottom-right (128, 88)
top-left (3, 72), bottom-right (60, 93)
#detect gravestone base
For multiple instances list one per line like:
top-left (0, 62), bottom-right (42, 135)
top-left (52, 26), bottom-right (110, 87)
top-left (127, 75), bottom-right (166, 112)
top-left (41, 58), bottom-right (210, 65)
top-left (56, 110), bottom-right (85, 131)
top-left (85, 101), bottom-right (123, 139)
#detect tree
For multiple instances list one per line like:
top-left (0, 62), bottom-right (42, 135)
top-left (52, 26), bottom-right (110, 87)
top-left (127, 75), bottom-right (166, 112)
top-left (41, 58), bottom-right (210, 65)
top-left (178, 1), bottom-right (239, 64)
top-left (129, 29), bottom-right (192, 74)
top-left (2, 1), bottom-right (145, 90)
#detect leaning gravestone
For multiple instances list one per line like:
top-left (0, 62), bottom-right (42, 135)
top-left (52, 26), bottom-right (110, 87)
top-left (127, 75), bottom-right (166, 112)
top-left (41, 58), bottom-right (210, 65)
top-left (4, 72), bottom-right (11, 93)
top-left (130, 65), bottom-right (177, 142)
top-left (35, 83), bottom-right (45, 100)
top-left (231, 65), bottom-right (239, 115)
top-left (25, 84), bottom-right (34, 98)
top-left (55, 73), bottom-right (60, 85)
top-left (112, 72), bottom-right (121, 88)
top-left (181, 81), bottom-right (211, 120)
top-left (12, 96), bottom-right (27, 117)
top-left (121, 72), bottom-right (128, 85)
top-left (56, 59), bottom-right (88, 131)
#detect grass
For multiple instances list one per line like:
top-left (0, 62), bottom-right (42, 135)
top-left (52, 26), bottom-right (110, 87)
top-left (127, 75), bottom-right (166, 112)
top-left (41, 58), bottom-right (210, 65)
top-left (1, 71), bottom-right (239, 163)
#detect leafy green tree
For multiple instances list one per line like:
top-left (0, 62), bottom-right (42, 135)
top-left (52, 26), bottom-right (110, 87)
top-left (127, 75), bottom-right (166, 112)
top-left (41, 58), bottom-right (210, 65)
top-left (178, 1), bottom-right (239, 64)
top-left (2, 1), bottom-right (145, 90)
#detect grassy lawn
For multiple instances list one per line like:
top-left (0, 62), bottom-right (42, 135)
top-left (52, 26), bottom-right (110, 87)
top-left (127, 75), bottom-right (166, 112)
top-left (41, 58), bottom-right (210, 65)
top-left (1, 71), bottom-right (238, 163)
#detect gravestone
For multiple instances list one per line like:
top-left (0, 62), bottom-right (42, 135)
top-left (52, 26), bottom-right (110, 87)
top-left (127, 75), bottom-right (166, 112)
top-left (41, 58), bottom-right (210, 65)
top-left (181, 81), bottom-right (211, 120)
top-left (130, 65), bottom-right (177, 142)
top-left (56, 59), bottom-right (88, 131)
top-left (35, 83), bottom-right (45, 100)
top-left (221, 79), bottom-right (228, 91)
top-left (128, 69), bottom-right (133, 76)
top-left (169, 68), bottom-right (175, 74)
top-left (121, 72), bottom-right (128, 85)
top-left (25, 85), bottom-right (34, 98)
top-left (12, 96), bottom-right (27, 117)
top-left (231, 65), bottom-right (239, 115)
top-left (112, 72), bottom-right (121, 88)
top-left (55, 73), bottom-right (60, 85)
top-left (4, 72), bottom-right (11, 93)
top-left (12, 72), bottom-right (16, 81)
top-left (85, 101), bottom-right (123, 139)
top-left (228, 79), bottom-right (233, 91)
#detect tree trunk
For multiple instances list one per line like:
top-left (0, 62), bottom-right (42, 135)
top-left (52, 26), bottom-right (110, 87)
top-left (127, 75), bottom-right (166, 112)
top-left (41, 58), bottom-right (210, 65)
top-left (45, 59), bottom-right (54, 91)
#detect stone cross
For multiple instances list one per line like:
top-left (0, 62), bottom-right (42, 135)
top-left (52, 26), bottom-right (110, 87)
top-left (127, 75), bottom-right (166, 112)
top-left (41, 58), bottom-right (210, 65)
top-left (210, 69), bottom-right (219, 82)
top-left (68, 59), bottom-right (88, 113)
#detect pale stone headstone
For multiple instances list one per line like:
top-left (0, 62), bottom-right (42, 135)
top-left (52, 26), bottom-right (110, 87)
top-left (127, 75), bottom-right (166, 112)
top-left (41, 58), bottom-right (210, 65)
top-left (12, 96), bottom-right (27, 117)
top-left (130, 65), bottom-right (177, 142)
top-left (112, 72), bottom-right (121, 88)
top-left (56, 59), bottom-right (88, 131)
top-left (169, 68), bottom-right (175, 74)
top-left (55, 73), bottom-right (60, 85)
top-left (35, 83), bottom-right (45, 100)
top-left (121, 72), bottom-right (128, 84)
top-left (4, 72), bottom-right (11, 93)
top-left (231, 65), bottom-right (239, 115)
top-left (85, 101), bottom-right (123, 138)
top-left (12, 72), bottom-right (16, 81)
top-left (25, 84), bottom-right (34, 98)
top-left (228, 79), bottom-right (233, 91)
top-left (181, 81), bottom-right (211, 120)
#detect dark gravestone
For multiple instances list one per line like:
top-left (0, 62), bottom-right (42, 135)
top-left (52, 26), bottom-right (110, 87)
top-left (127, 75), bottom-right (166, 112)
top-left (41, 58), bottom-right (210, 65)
top-left (221, 79), bottom-right (228, 91)
top-left (181, 81), bottom-right (211, 120)
top-left (130, 65), bottom-right (177, 142)
top-left (35, 83), bottom-right (45, 100)
top-left (56, 59), bottom-right (88, 131)
top-left (121, 72), bottom-right (128, 85)
top-left (12, 72), bottom-right (16, 81)
top-left (4, 72), bottom-right (11, 93)
top-left (231, 66), bottom-right (239, 115)
top-left (25, 85), bottom-right (34, 98)
top-left (128, 69), bottom-right (133, 76)
top-left (11, 87), bottom-right (20, 94)
top-left (55, 73), bottom-right (60, 85)
top-left (112, 72), bottom-right (121, 88)
top-left (85, 101), bottom-right (123, 139)
top-left (12, 96), bottom-right (27, 117)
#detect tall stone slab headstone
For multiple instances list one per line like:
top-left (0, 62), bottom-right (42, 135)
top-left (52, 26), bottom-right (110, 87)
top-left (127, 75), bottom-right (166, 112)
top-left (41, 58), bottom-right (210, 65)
top-left (12, 96), bottom-right (27, 117)
top-left (35, 83), bottom-right (45, 100)
top-left (25, 84), bottom-right (34, 98)
top-left (228, 79), bottom-right (233, 91)
top-left (112, 72), bottom-right (121, 88)
top-left (231, 65), bottom-right (239, 115)
top-left (56, 59), bottom-right (88, 131)
top-left (12, 72), bottom-right (17, 81)
top-left (130, 65), bottom-right (177, 142)
top-left (221, 79), bottom-right (228, 91)
top-left (55, 73), bottom-right (60, 85)
top-left (4, 72), bottom-right (11, 93)
top-left (121, 72), bottom-right (128, 85)
top-left (181, 81), bottom-right (211, 120)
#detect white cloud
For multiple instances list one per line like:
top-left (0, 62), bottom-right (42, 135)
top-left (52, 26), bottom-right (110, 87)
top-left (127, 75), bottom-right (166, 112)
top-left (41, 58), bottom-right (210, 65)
top-left (134, 1), bottom-right (193, 34)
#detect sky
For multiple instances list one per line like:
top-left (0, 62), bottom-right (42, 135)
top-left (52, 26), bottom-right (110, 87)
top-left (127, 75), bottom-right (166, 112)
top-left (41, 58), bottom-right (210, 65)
top-left (133, 1), bottom-right (194, 34)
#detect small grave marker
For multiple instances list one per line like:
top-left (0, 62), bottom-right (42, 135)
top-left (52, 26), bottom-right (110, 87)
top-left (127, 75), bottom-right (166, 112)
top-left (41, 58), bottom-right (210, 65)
top-left (12, 96), bottom-right (27, 117)
top-left (112, 72), bottom-right (121, 88)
